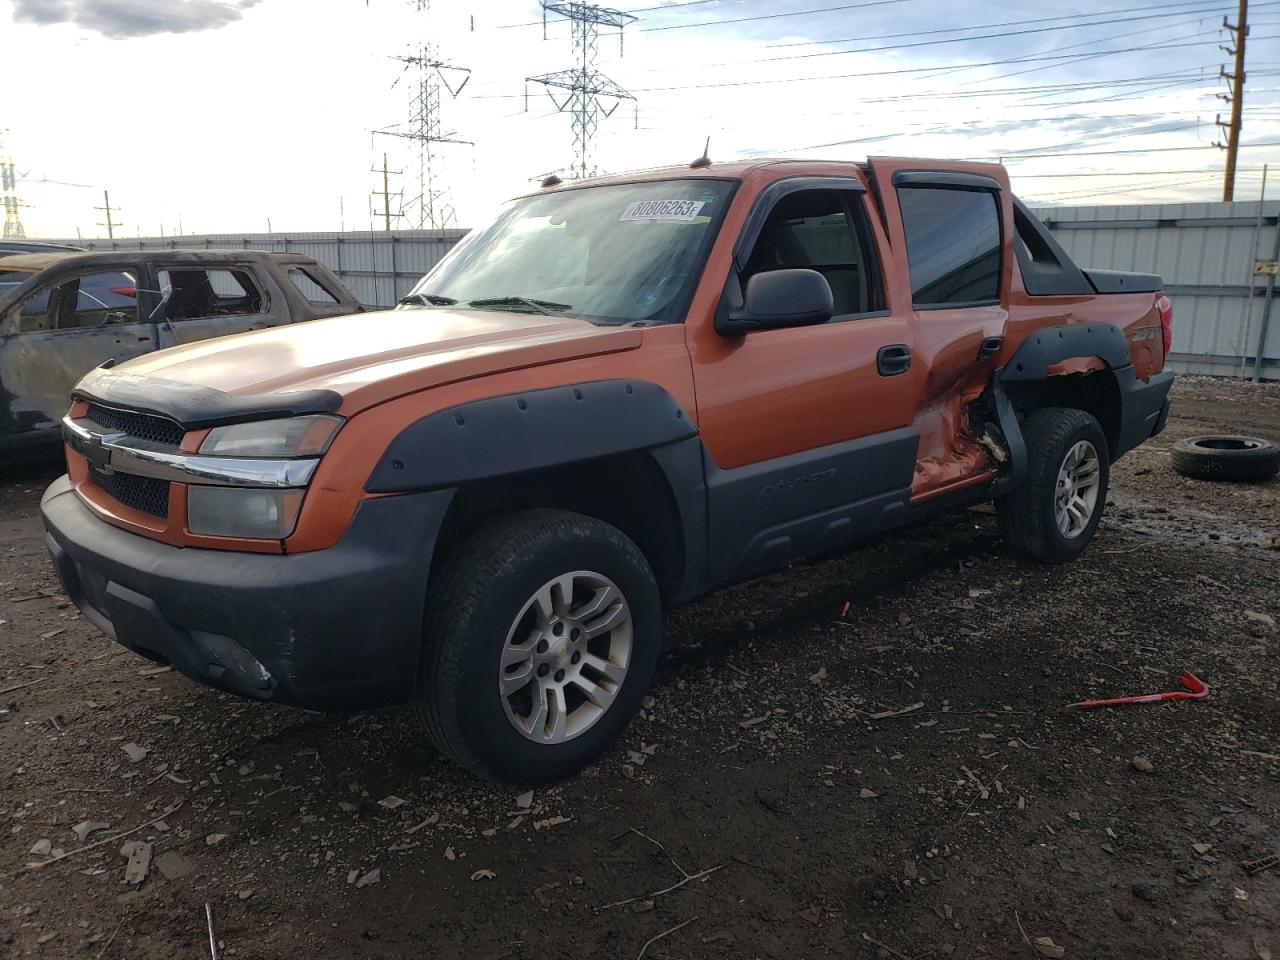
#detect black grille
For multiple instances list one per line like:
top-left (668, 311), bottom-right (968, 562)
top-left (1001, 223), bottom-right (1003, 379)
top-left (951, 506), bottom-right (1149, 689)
top-left (91, 468), bottom-right (170, 519)
top-left (85, 403), bottom-right (184, 447)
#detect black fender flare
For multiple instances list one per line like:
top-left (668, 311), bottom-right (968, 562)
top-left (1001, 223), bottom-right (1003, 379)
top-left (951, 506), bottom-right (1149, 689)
top-left (992, 323), bottom-right (1173, 482)
top-left (999, 322), bottom-right (1131, 381)
top-left (366, 379), bottom-right (698, 492)
top-left (366, 378), bottom-right (708, 601)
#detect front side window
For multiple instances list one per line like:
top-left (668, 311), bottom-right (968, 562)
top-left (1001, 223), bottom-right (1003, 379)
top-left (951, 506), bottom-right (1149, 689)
top-left (0, 271), bottom-right (50, 333)
top-left (408, 179), bottom-right (736, 325)
top-left (742, 188), bottom-right (881, 317)
top-left (157, 268), bottom-right (265, 321)
top-left (898, 187), bottom-right (1001, 308)
top-left (59, 270), bottom-right (140, 329)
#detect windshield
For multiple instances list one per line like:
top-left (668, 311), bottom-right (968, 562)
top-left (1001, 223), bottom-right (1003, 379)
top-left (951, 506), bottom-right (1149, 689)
top-left (406, 179), bottom-right (736, 325)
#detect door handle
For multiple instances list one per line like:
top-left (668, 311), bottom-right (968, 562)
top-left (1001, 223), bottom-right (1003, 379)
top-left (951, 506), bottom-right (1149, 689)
top-left (877, 344), bottom-right (911, 377)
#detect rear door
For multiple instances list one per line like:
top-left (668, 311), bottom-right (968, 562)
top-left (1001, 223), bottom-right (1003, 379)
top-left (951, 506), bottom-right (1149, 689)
top-left (153, 263), bottom-right (279, 348)
top-left (866, 158), bottom-right (1014, 499)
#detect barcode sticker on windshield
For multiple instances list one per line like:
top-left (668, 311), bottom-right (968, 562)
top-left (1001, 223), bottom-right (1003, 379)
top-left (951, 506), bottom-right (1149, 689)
top-left (619, 200), bottom-right (706, 222)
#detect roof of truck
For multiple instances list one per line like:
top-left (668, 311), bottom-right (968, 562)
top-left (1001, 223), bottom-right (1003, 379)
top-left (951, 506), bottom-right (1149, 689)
top-left (527, 156), bottom-right (1005, 196)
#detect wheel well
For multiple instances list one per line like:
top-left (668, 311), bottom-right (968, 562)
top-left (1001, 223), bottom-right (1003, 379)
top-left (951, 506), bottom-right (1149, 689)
top-left (1005, 370), bottom-right (1122, 455)
top-left (428, 451), bottom-right (686, 607)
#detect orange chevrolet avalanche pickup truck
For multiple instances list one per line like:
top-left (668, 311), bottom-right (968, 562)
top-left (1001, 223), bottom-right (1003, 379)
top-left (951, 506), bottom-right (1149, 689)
top-left (41, 158), bottom-right (1174, 785)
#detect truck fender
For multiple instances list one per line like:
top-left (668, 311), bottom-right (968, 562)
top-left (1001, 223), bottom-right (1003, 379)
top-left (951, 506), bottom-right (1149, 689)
top-left (999, 323), bottom-right (1131, 381)
top-left (365, 379), bottom-right (698, 492)
top-left (993, 322), bottom-right (1173, 470)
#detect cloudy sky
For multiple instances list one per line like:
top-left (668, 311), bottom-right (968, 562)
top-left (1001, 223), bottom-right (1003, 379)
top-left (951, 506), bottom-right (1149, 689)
top-left (4, 0), bottom-right (1279, 238)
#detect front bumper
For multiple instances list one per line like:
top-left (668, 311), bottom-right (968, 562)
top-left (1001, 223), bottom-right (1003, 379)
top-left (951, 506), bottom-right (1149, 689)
top-left (41, 476), bottom-right (453, 711)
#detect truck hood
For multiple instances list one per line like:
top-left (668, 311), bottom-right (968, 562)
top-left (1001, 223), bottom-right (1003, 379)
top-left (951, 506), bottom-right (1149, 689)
top-left (105, 308), bottom-right (644, 414)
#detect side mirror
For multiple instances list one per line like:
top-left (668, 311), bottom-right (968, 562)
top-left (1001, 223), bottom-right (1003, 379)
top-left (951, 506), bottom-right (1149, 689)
top-left (716, 268), bottom-right (833, 336)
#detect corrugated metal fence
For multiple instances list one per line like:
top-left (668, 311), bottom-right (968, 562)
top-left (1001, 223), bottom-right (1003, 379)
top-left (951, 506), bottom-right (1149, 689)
top-left (58, 230), bottom-right (469, 309)
top-left (1031, 201), bottom-right (1280, 379)
top-left (58, 200), bottom-right (1280, 379)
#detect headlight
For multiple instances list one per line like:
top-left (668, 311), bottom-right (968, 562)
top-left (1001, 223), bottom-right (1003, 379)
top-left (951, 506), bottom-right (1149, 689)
top-left (187, 487), bottom-right (304, 539)
top-left (200, 415), bottom-right (342, 457)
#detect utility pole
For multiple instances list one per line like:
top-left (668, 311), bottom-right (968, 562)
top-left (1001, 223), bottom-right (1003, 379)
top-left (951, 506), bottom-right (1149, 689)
top-left (370, 153), bottom-right (404, 232)
top-left (94, 189), bottom-right (120, 240)
top-left (527, 2), bottom-right (638, 180)
top-left (1216, 0), bottom-right (1249, 200)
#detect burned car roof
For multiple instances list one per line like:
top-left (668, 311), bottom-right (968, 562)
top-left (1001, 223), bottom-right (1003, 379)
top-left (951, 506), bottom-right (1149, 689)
top-left (0, 249), bottom-right (322, 274)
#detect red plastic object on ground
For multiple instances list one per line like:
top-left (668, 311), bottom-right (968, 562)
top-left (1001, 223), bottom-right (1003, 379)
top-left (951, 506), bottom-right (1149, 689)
top-left (1064, 672), bottom-right (1208, 711)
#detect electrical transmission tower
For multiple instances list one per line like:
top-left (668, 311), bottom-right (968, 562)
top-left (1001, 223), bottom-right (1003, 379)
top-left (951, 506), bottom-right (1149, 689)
top-left (1, 131), bottom-right (25, 239)
top-left (375, 2), bottom-right (471, 229)
top-left (1215, 0), bottom-right (1249, 200)
top-left (526, 2), bottom-right (637, 180)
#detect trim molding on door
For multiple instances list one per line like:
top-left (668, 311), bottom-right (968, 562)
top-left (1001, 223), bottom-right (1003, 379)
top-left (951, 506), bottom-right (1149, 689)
top-left (703, 426), bottom-right (919, 583)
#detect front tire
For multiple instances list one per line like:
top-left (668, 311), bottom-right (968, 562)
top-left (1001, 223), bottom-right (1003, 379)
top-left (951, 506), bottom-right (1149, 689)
top-left (417, 509), bottom-right (661, 786)
top-left (997, 407), bottom-right (1110, 564)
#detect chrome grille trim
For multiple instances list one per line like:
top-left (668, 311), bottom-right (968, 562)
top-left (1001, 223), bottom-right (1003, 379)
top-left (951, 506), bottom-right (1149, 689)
top-left (63, 416), bottom-right (319, 490)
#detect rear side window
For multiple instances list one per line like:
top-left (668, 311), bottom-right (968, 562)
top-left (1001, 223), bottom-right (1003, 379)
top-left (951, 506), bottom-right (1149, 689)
top-left (158, 268), bottom-right (266, 321)
top-left (287, 267), bottom-right (339, 304)
top-left (897, 187), bottom-right (1001, 308)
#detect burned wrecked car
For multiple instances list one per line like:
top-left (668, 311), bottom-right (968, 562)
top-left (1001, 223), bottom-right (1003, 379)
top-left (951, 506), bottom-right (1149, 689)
top-left (0, 250), bottom-right (360, 452)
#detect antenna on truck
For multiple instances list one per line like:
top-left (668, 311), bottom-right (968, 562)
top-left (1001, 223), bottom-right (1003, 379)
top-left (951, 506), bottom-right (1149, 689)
top-left (690, 137), bottom-right (711, 169)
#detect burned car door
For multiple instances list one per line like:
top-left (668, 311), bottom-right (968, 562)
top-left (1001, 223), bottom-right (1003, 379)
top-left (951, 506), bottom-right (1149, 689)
top-left (0, 268), bottom-right (157, 445)
top-left (152, 264), bottom-right (281, 348)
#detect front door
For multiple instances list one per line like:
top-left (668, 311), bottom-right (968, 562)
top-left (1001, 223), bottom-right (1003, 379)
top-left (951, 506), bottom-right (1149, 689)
top-left (0, 266), bottom-right (157, 444)
top-left (688, 176), bottom-right (920, 583)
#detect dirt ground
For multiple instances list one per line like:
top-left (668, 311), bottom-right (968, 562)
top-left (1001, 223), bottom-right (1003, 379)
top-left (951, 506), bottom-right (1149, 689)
top-left (1, 376), bottom-right (1277, 960)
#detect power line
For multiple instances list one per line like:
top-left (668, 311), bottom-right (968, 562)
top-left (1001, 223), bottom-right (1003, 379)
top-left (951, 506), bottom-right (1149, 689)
top-left (495, 0), bottom-right (918, 31)
top-left (637, 0), bottom-right (918, 31)
top-left (1030, 173), bottom-right (1226, 201)
top-left (624, 38), bottom-right (1278, 94)
top-left (765, 0), bottom-right (1237, 48)
top-left (645, 2), bottom-right (1247, 71)
top-left (997, 139), bottom-right (1280, 159)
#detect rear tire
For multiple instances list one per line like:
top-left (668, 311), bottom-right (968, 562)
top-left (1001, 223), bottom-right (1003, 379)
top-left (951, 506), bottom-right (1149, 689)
top-left (998, 407), bottom-right (1110, 564)
top-left (416, 509), bottom-right (661, 786)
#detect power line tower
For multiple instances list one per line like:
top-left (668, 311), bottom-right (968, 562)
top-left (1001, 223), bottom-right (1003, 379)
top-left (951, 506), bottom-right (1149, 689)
top-left (375, 2), bottom-right (471, 229)
top-left (95, 189), bottom-right (121, 240)
top-left (1215, 0), bottom-right (1249, 200)
top-left (526, 2), bottom-right (637, 180)
top-left (1, 131), bottom-right (25, 239)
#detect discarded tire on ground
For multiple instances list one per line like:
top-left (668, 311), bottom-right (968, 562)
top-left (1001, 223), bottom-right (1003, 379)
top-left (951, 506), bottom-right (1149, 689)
top-left (1170, 435), bottom-right (1280, 483)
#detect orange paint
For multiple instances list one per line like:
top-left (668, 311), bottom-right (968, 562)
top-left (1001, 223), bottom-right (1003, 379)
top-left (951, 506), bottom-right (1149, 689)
top-left (63, 158), bottom-right (1163, 554)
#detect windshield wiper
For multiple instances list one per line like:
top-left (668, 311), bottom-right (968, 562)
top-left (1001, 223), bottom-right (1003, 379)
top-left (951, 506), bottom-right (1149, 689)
top-left (398, 292), bottom-right (457, 307)
top-left (467, 296), bottom-right (572, 315)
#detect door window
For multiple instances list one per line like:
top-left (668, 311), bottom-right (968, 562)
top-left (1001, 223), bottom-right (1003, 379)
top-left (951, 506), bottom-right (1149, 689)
top-left (58, 271), bottom-right (140, 329)
top-left (157, 268), bottom-right (266, 321)
top-left (286, 267), bottom-right (339, 304)
top-left (0, 272), bottom-right (53, 333)
top-left (897, 187), bottom-right (1001, 308)
top-left (742, 189), bottom-right (881, 318)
